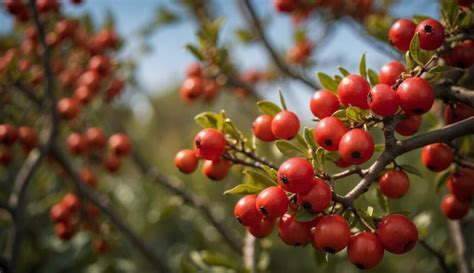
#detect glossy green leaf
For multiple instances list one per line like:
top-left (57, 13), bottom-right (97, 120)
top-left (224, 183), bottom-right (264, 195)
top-left (261, 165), bottom-right (278, 180)
top-left (338, 66), bottom-right (350, 77)
top-left (375, 144), bottom-right (385, 152)
top-left (434, 169), bottom-right (451, 192)
top-left (317, 72), bottom-right (338, 93)
top-left (304, 127), bottom-right (318, 151)
top-left (346, 106), bottom-right (366, 123)
top-left (279, 90), bottom-right (287, 110)
top-left (399, 164), bottom-right (423, 178)
top-left (244, 169), bottom-right (277, 187)
top-left (367, 69), bottom-right (379, 86)
top-left (194, 112), bottom-right (222, 129)
top-left (257, 100), bottom-right (282, 116)
top-left (376, 188), bottom-right (390, 213)
top-left (359, 53), bottom-right (367, 79)
top-left (275, 140), bottom-right (309, 157)
top-left (185, 44), bottom-right (204, 61)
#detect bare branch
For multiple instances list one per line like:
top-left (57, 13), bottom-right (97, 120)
top-left (448, 220), bottom-right (471, 273)
top-left (418, 239), bottom-right (451, 273)
top-left (434, 84), bottom-right (474, 108)
top-left (242, 0), bottom-right (320, 90)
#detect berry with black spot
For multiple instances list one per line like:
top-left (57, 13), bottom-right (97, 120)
top-left (396, 77), bottom-right (434, 115)
top-left (180, 77), bottom-right (204, 102)
top-left (347, 232), bottom-right (384, 270)
top-left (377, 214), bottom-right (418, 254)
top-left (447, 168), bottom-right (474, 201)
top-left (256, 186), bottom-right (289, 220)
top-left (312, 215), bottom-right (351, 253)
top-left (415, 19), bottom-right (445, 51)
top-left (314, 117), bottom-right (347, 151)
top-left (234, 195), bottom-right (261, 226)
top-left (338, 129), bottom-right (374, 165)
top-left (368, 84), bottom-right (399, 117)
top-left (277, 157), bottom-right (314, 194)
top-left (194, 128), bottom-right (226, 161)
top-left (296, 178), bottom-right (332, 213)
top-left (421, 143), bottom-right (453, 172)
top-left (108, 133), bottom-right (132, 156)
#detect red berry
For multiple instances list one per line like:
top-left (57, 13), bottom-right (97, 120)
top-left (57, 97), bottom-right (81, 120)
top-left (447, 168), bottom-right (474, 201)
top-left (194, 128), bottom-right (226, 161)
top-left (441, 194), bottom-right (470, 220)
top-left (421, 143), bottom-right (453, 172)
top-left (396, 77), bottom-right (434, 115)
top-left (0, 124), bottom-right (18, 145)
top-left (415, 19), bottom-right (445, 50)
top-left (108, 133), bottom-right (131, 156)
top-left (54, 220), bottom-right (76, 240)
top-left (79, 168), bottom-right (98, 188)
top-left (85, 127), bottom-right (106, 149)
top-left (88, 55), bottom-right (110, 76)
top-left (368, 84), bottom-right (399, 116)
top-left (256, 186), bottom-right (289, 220)
top-left (444, 103), bottom-right (474, 124)
top-left (66, 132), bottom-right (89, 155)
top-left (379, 61), bottom-right (405, 86)
top-left (202, 159), bottom-right (231, 181)
top-left (379, 169), bottom-right (410, 198)
top-left (49, 203), bottom-right (70, 223)
top-left (277, 157), bottom-right (314, 194)
top-left (338, 129), bottom-right (374, 165)
top-left (310, 90), bottom-right (339, 119)
top-left (0, 147), bottom-right (13, 166)
top-left (389, 19), bottom-right (416, 51)
top-left (105, 77), bottom-right (125, 102)
top-left (62, 193), bottom-right (80, 213)
top-left (296, 178), bottom-right (332, 213)
top-left (445, 40), bottom-right (474, 68)
top-left (313, 215), bottom-right (351, 253)
top-left (175, 149), bottom-right (199, 174)
top-left (185, 62), bottom-right (202, 77)
top-left (247, 218), bottom-right (275, 238)
top-left (74, 85), bottom-right (95, 104)
top-left (271, 110), bottom-right (300, 140)
top-left (377, 214), bottom-right (418, 254)
top-left (273, 0), bottom-right (296, 13)
top-left (314, 117), bottom-right (347, 151)
top-left (347, 232), bottom-right (384, 270)
top-left (103, 153), bottom-right (122, 173)
top-left (278, 213), bottom-right (312, 246)
top-left (18, 126), bottom-right (38, 151)
top-left (252, 115), bottom-right (276, 142)
top-left (234, 195), bottom-right (261, 226)
top-left (338, 74), bottom-right (371, 109)
top-left (180, 77), bottom-right (204, 102)
top-left (395, 115), bottom-right (422, 136)
top-left (78, 70), bottom-right (101, 90)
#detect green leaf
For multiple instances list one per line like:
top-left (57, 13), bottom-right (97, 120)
top-left (257, 101), bottom-right (281, 117)
top-left (375, 144), bottom-right (385, 152)
top-left (185, 44), bottom-right (204, 61)
top-left (293, 29), bottom-right (307, 42)
top-left (295, 206), bottom-right (319, 222)
top-left (434, 169), bottom-right (451, 192)
top-left (317, 72), bottom-right (338, 93)
top-left (332, 109), bottom-right (347, 120)
top-left (234, 28), bottom-right (254, 43)
top-left (359, 53), bottom-right (367, 79)
top-left (323, 151), bottom-right (339, 161)
top-left (180, 260), bottom-right (197, 273)
top-left (399, 164), bottom-right (423, 178)
top-left (261, 165), bottom-right (278, 180)
top-left (279, 90), bottom-right (287, 110)
top-left (346, 106), bottom-right (366, 123)
top-left (409, 33), bottom-right (422, 65)
top-left (315, 147), bottom-right (325, 173)
top-left (367, 69), bottom-right (379, 86)
top-left (199, 251), bottom-right (239, 269)
top-left (412, 15), bottom-right (431, 24)
top-left (275, 140), bottom-right (309, 157)
top-left (224, 184), bottom-right (263, 195)
top-left (304, 127), bottom-right (318, 151)
top-left (337, 66), bottom-right (350, 77)
top-left (194, 112), bottom-right (222, 129)
top-left (441, 0), bottom-right (459, 26)
top-left (405, 51), bottom-right (416, 70)
top-left (244, 169), bottom-right (278, 187)
top-left (222, 119), bottom-right (242, 140)
top-left (376, 188), bottom-right (390, 213)
top-left (428, 65), bottom-right (460, 74)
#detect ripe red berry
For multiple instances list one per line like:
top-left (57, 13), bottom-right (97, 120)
top-left (202, 159), bottom-right (231, 180)
top-left (396, 77), bottom-right (434, 115)
top-left (247, 218), bottom-right (275, 238)
top-left (395, 115), bottom-right (422, 136)
top-left (377, 214), bottom-right (418, 254)
top-left (444, 103), bottom-right (474, 124)
top-left (78, 70), bottom-right (101, 90)
top-left (74, 85), bottom-right (95, 104)
top-left (108, 133), bottom-right (131, 156)
top-left (347, 232), bottom-right (384, 270)
top-left (277, 157), bottom-right (314, 194)
top-left (441, 194), bottom-right (470, 219)
top-left (421, 143), bottom-right (453, 172)
top-left (185, 62), bottom-right (202, 77)
top-left (338, 129), bottom-right (374, 165)
top-left (67, 132), bottom-right (89, 155)
top-left (379, 169), bottom-right (410, 198)
top-left (415, 19), bottom-right (445, 50)
top-left (105, 77), bottom-right (125, 102)
top-left (296, 178), bottom-right (332, 213)
top-left (49, 203), bottom-right (70, 223)
top-left (175, 149), bottom-right (199, 174)
top-left (256, 186), bottom-right (289, 220)
top-left (313, 215), bottom-right (351, 253)
top-left (79, 167), bottom-right (98, 188)
top-left (0, 124), bottom-right (18, 145)
top-left (54, 220), bottom-right (76, 240)
top-left (314, 117), bottom-right (347, 151)
top-left (368, 84), bottom-right (399, 117)
top-left (278, 213), bottom-right (312, 246)
top-left (379, 61), bottom-right (405, 86)
top-left (445, 40), bottom-right (474, 68)
top-left (57, 97), bottom-right (81, 120)
top-left (103, 153), bottom-right (122, 173)
top-left (271, 110), bottom-right (300, 140)
top-left (194, 128), bottom-right (226, 161)
top-left (88, 55), bottom-right (110, 76)
top-left (180, 77), bottom-right (204, 102)
top-left (0, 147), bottom-right (13, 166)
top-left (62, 193), bottom-right (80, 213)
top-left (337, 74), bottom-right (371, 109)
top-left (203, 79), bottom-right (220, 102)
top-left (447, 168), bottom-right (474, 201)
top-left (273, 0), bottom-right (296, 13)
top-left (85, 127), bottom-right (106, 149)
top-left (234, 195), bottom-right (261, 226)
top-left (252, 115), bottom-right (276, 142)
top-left (18, 126), bottom-right (38, 151)
top-left (389, 19), bottom-right (416, 51)
top-left (310, 90), bottom-right (340, 119)
top-left (92, 239), bottom-right (109, 253)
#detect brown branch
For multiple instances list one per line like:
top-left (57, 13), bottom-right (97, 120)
top-left (242, 0), bottom-right (320, 90)
top-left (130, 149), bottom-right (244, 255)
top-left (50, 145), bottom-right (171, 272)
top-left (434, 84), bottom-right (474, 108)
top-left (448, 220), bottom-right (471, 273)
top-left (418, 238), bottom-right (451, 273)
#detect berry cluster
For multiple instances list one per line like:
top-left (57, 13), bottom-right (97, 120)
top-left (0, 124), bottom-right (38, 166)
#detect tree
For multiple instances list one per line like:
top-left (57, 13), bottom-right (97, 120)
top-left (0, 0), bottom-right (473, 272)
